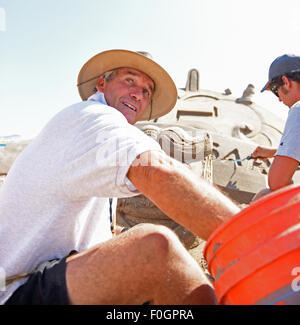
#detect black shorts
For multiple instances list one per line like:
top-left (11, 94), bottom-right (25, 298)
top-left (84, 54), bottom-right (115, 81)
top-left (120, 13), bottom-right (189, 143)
top-left (5, 251), bottom-right (77, 305)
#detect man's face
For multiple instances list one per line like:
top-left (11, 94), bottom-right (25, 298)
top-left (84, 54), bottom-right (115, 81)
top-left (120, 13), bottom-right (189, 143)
top-left (277, 84), bottom-right (292, 107)
top-left (275, 75), bottom-right (299, 108)
top-left (96, 67), bottom-right (154, 124)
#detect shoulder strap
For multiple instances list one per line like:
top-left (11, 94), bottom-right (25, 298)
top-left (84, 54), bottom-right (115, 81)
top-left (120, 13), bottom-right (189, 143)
top-left (109, 198), bottom-right (116, 235)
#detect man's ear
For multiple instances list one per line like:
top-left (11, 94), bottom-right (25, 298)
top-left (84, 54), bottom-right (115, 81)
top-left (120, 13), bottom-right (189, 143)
top-left (96, 76), bottom-right (105, 92)
top-left (282, 75), bottom-right (291, 89)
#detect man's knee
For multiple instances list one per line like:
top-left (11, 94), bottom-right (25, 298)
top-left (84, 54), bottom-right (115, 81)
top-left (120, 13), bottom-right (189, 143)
top-left (129, 223), bottom-right (183, 258)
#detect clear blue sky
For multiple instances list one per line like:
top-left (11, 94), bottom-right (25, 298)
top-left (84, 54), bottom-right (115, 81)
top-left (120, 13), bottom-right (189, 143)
top-left (0, 0), bottom-right (299, 139)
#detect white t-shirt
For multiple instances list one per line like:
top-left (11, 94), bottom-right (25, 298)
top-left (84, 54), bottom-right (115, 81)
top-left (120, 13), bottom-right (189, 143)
top-left (0, 95), bottom-right (161, 304)
top-left (275, 100), bottom-right (300, 162)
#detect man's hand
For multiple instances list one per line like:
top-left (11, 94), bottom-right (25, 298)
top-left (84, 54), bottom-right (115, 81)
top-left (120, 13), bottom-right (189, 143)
top-left (251, 146), bottom-right (276, 161)
top-left (127, 150), bottom-right (240, 241)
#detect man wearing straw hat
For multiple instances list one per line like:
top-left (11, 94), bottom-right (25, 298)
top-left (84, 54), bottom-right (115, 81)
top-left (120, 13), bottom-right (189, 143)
top-left (0, 49), bottom-right (238, 305)
top-left (251, 54), bottom-right (300, 200)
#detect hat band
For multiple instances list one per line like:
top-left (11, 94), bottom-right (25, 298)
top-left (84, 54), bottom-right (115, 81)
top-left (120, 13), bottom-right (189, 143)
top-left (77, 74), bottom-right (103, 87)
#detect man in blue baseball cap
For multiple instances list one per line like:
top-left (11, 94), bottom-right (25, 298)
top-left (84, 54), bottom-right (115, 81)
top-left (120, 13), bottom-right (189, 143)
top-left (251, 54), bottom-right (300, 199)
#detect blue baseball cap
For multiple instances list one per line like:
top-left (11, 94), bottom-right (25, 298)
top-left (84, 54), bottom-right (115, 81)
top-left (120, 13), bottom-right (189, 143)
top-left (261, 54), bottom-right (300, 92)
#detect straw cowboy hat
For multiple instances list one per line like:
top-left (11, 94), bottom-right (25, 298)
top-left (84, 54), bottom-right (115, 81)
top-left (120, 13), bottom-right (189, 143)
top-left (77, 49), bottom-right (178, 121)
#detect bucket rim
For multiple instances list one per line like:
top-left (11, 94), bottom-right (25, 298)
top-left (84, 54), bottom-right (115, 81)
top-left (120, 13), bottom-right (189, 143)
top-left (214, 227), bottom-right (300, 304)
top-left (203, 185), bottom-right (300, 261)
top-left (206, 199), bottom-right (300, 276)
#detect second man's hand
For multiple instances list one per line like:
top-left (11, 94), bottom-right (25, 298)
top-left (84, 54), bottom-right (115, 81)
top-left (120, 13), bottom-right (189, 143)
top-left (251, 146), bottom-right (277, 161)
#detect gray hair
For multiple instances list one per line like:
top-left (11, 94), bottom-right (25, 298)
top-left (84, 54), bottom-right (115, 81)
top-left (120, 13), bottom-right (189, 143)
top-left (102, 69), bottom-right (117, 82)
top-left (94, 69), bottom-right (118, 92)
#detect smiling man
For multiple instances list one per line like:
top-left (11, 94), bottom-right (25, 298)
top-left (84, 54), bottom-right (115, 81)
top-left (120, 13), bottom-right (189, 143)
top-left (0, 49), bottom-right (238, 305)
top-left (251, 54), bottom-right (300, 200)
top-left (96, 67), bottom-right (154, 125)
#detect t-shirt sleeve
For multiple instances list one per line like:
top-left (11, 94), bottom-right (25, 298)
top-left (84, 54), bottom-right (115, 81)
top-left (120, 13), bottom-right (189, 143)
top-left (275, 105), bottom-right (300, 162)
top-left (62, 104), bottom-right (162, 200)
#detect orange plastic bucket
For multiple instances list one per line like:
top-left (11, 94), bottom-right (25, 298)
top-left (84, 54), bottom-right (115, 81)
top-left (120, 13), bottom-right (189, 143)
top-left (204, 185), bottom-right (300, 305)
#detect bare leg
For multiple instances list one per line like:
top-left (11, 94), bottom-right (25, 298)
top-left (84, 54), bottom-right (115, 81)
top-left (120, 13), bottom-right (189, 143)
top-left (66, 223), bottom-right (217, 305)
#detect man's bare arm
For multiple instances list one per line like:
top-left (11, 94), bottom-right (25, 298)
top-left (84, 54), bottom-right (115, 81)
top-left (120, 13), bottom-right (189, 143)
top-left (268, 155), bottom-right (299, 190)
top-left (127, 150), bottom-right (240, 241)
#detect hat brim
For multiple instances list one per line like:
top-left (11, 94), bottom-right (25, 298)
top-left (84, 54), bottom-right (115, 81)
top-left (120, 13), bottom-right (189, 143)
top-left (261, 81), bottom-right (270, 93)
top-left (77, 49), bottom-right (178, 121)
